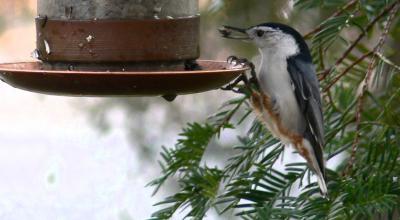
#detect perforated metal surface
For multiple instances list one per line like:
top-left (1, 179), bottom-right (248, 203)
top-left (36, 17), bottom-right (200, 63)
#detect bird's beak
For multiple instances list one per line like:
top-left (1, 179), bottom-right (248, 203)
top-left (219, 25), bottom-right (250, 40)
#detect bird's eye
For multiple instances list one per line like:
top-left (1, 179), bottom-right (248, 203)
top-left (256, 30), bottom-right (265, 37)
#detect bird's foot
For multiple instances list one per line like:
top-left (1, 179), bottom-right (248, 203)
top-left (221, 74), bottom-right (248, 94)
top-left (221, 86), bottom-right (246, 94)
top-left (226, 56), bottom-right (260, 91)
top-left (227, 56), bottom-right (254, 69)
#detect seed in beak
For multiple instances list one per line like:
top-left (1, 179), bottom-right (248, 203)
top-left (218, 27), bottom-right (232, 38)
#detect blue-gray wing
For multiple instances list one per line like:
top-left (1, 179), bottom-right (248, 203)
top-left (287, 56), bottom-right (325, 171)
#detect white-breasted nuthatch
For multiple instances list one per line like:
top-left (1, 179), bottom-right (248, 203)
top-left (220, 23), bottom-right (327, 196)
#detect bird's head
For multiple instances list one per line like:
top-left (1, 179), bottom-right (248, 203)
top-left (219, 23), bottom-right (311, 59)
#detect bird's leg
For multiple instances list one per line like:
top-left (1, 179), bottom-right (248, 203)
top-left (221, 74), bottom-right (248, 94)
top-left (226, 57), bottom-right (275, 115)
top-left (221, 56), bottom-right (252, 94)
top-left (247, 62), bottom-right (260, 91)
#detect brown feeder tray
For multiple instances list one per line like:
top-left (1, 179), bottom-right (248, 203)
top-left (0, 60), bottom-right (246, 97)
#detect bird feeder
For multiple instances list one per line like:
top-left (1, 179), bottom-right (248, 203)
top-left (0, 0), bottom-right (245, 97)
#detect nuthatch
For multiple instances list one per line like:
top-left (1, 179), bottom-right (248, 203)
top-left (220, 23), bottom-right (327, 196)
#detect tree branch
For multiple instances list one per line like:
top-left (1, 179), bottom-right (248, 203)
top-left (319, 1), bottom-right (400, 81)
top-left (375, 52), bottom-right (400, 72)
top-left (323, 51), bottom-right (373, 92)
top-left (344, 2), bottom-right (399, 176)
top-left (303, 0), bottom-right (358, 39)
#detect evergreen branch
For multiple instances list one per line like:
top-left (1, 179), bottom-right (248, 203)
top-left (148, 123), bottom-right (217, 194)
top-left (150, 1), bottom-right (400, 219)
top-left (323, 51), bottom-right (373, 93)
top-left (324, 48), bottom-right (400, 93)
top-left (220, 165), bottom-right (308, 218)
top-left (375, 52), bottom-right (400, 72)
top-left (150, 167), bottom-right (224, 219)
top-left (341, 150), bottom-right (400, 219)
top-left (376, 87), bottom-right (400, 121)
top-left (311, 14), bottom-right (352, 61)
top-left (319, 0), bottom-right (400, 81)
top-left (324, 89), bottom-right (342, 113)
top-left (303, 0), bottom-right (358, 39)
top-left (210, 95), bottom-right (248, 135)
top-left (223, 122), bottom-right (279, 177)
top-left (345, 2), bottom-right (400, 176)
top-left (215, 124), bottom-right (287, 215)
top-left (149, 94), bottom-right (250, 218)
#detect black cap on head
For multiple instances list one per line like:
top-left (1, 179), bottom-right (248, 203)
top-left (255, 23), bottom-right (312, 61)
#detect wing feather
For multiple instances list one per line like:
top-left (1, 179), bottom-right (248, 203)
top-left (287, 56), bottom-right (325, 175)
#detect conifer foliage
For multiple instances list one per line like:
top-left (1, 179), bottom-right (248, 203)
top-left (150, 1), bottom-right (400, 219)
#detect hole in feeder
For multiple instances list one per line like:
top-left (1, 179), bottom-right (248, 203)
top-left (44, 40), bottom-right (51, 55)
top-left (0, 0), bottom-right (247, 97)
top-left (86, 35), bottom-right (94, 43)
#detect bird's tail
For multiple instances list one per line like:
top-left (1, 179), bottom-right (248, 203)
top-left (300, 138), bottom-right (328, 197)
top-left (315, 167), bottom-right (328, 198)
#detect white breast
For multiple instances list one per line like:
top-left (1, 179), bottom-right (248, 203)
top-left (257, 48), bottom-right (305, 135)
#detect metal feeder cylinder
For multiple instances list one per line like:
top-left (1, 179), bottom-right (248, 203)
top-left (36, 0), bottom-right (200, 70)
top-left (0, 0), bottom-right (246, 97)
